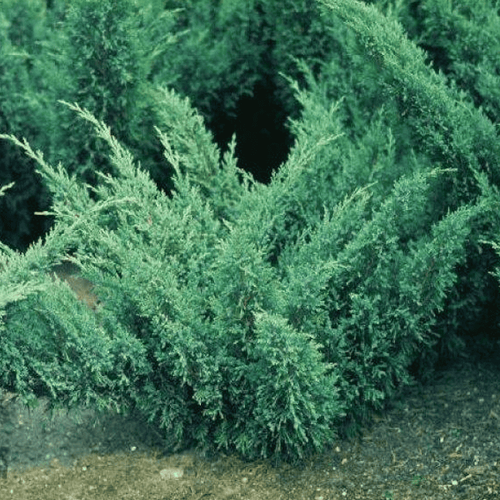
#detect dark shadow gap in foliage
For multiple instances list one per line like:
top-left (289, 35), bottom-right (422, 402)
top-left (0, 145), bottom-right (53, 251)
top-left (211, 80), bottom-right (295, 185)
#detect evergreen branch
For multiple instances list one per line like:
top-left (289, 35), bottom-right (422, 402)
top-left (317, 0), bottom-right (500, 191)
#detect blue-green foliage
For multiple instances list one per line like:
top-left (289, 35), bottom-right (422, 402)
top-left (0, 97), bottom-right (485, 462)
top-left (318, 0), bottom-right (500, 357)
top-left (0, 0), bottom-right (178, 248)
top-left (0, 0), bottom-right (339, 249)
top-left (0, 0), bottom-right (54, 248)
top-left (160, 0), bottom-right (335, 120)
top-left (43, 0), bottom-right (177, 186)
top-left (407, 0), bottom-right (500, 124)
top-left (160, 0), bottom-right (263, 118)
top-left (1, 0), bottom-right (500, 462)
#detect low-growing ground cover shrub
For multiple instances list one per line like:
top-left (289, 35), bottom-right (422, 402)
top-left (1, 0), bottom-right (500, 462)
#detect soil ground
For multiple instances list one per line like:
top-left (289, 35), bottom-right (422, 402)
top-left (1, 335), bottom-right (499, 500)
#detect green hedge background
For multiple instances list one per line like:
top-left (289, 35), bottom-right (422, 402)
top-left (1, 0), bottom-right (500, 462)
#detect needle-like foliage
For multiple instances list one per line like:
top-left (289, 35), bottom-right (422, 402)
top-left (1, 0), bottom-right (500, 462)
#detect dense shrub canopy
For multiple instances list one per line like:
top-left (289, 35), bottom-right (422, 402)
top-left (1, 0), bottom-right (500, 462)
